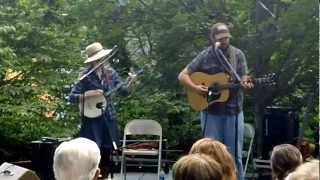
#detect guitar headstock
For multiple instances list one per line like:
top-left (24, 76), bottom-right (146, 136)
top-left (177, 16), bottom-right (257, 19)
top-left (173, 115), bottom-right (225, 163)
top-left (255, 73), bottom-right (276, 86)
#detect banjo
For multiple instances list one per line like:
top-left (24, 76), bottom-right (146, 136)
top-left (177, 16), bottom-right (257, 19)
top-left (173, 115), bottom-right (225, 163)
top-left (80, 70), bottom-right (142, 118)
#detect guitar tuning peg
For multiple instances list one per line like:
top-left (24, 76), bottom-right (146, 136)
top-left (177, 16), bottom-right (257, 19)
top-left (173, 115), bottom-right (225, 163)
top-left (113, 58), bottom-right (120, 63)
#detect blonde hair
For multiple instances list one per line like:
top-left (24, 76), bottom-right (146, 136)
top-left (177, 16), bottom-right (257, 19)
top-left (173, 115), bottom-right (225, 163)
top-left (53, 138), bottom-right (101, 180)
top-left (271, 144), bottom-right (303, 180)
top-left (173, 153), bottom-right (223, 180)
top-left (286, 159), bottom-right (319, 180)
top-left (189, 138), bottom-right (237, 180)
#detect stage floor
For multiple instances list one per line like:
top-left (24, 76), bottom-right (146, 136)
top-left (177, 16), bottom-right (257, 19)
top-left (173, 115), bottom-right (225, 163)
top-left (102, 171), bottom-right (270, 180)
top-left (104, 171), bottom-right (173, 180)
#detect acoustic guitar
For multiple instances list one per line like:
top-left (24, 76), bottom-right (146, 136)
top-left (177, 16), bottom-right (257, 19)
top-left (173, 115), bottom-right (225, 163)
top-left (186, 72), bottom-right (275, 111)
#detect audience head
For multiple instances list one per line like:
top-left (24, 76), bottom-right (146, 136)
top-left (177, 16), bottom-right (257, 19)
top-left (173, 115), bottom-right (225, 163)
top-left (285, 159), bottom-right (319, 180)
top-left (189, 138), bottom-right (237, 180)
top-left (271, 144), bottom-right (303, 180)
top-left (173, 153), bottom-right (223, 180)
top-left (53, 137), bottom-right (101, 180)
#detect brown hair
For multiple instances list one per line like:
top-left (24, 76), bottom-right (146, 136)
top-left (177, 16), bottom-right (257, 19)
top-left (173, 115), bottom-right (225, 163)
top-left (271, 144), bottom-right (303, 180)
top-left (172, 153), bottom-right (223, 180)
top-left (189, 138), bottom-right (237, 180)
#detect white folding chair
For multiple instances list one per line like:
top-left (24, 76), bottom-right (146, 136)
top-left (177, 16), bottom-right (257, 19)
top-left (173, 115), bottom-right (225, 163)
top-left (243, 123), bottom-right (255, 176)
top-left (120, 119), bottom-right (162, 180)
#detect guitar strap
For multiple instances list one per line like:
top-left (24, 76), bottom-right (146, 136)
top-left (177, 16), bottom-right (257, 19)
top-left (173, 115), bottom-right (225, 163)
top-left (228, 46), bottom-right (238, 76)
top-left (102, 66), bottom-right (116, 94)
top-left (218, 46), bottom-right (238, 80)
top-left (80, 92), bottom-right (85, 119)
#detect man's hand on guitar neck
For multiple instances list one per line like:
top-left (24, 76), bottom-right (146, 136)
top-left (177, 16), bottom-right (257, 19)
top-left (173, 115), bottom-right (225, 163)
top-left (84, 89), bottom-right (103, 99)
top-left (241, 75), bottom-right (254, 89)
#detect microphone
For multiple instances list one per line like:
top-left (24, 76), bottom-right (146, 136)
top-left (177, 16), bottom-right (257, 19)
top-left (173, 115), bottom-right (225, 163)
top-left (215, 42), bottom-right (221, 49)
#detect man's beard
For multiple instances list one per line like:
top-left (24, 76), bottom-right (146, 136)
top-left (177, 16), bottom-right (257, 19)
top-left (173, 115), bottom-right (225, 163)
top-left (219, 43), bottom-right (229, 50)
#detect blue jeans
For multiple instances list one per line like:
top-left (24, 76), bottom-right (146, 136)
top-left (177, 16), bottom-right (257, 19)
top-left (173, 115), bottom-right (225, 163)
top-left (201, 111), bottom-right (244, 180)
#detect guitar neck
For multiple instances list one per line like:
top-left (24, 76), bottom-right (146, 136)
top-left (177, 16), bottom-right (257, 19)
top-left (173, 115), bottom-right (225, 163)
top-left (253, 78), bottom-right (266, 85)
top-left (213, 77), bottom-right (271, 91)
top-left (104, 82), bottom-right (126, 97)
top-left (218, 83), bottom-right (241, 90)
top-left (103, 69), bottom-right (142, 97)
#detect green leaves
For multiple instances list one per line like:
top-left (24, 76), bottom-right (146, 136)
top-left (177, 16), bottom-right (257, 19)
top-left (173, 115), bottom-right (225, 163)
top-left (0, 0), bottom-right (83, 160)
top-left (0, 0), bottom-right (318, 160)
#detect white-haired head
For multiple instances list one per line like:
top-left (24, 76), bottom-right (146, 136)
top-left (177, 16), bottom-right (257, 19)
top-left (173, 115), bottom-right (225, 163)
top-left (285, 159), bottom-right (320, 180)
top-left (53, 138), bottom-right (101, 180)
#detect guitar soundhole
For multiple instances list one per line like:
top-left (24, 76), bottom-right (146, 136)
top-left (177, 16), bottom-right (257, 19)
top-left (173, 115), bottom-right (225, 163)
top-left (208, 83), bottom-right (221, 102)
top-left (208, 92), bottom-right (221, 102)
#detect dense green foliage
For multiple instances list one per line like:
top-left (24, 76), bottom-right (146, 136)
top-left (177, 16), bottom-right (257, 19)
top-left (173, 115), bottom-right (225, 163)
top-left (0, 0), bottom-right (318, 161)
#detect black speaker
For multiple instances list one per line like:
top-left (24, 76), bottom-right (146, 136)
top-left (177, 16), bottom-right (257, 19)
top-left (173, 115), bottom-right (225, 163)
top-left (262, 106), bottom-right (299, 159)
top-left (0, 162), bottom-right (40, 180)
top-left (30, 137), bottom-right (70, 180)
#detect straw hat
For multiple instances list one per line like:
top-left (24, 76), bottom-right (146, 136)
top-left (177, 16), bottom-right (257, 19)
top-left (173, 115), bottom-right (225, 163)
top-left (84, 42), bottom-right (112, 64)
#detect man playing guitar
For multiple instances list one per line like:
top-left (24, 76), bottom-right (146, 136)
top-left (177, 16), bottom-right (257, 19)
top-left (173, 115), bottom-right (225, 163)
top-left (178, 23), bottom-right (253, 180)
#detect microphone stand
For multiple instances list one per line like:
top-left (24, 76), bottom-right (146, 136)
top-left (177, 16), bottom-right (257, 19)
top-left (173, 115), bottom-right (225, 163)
top-left (214, 46), bottom-right (241, 169)
top-left (98, 103), bottom-right (117, 179)
top-left (96, 103), bottom-right (118, 151)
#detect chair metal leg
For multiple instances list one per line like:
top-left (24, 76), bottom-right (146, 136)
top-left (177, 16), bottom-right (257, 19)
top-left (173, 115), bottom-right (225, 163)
top-left (123, 158), bottom-right (127, 180)
top-left (157, 156), bottom-right (161, 180)
top-left (120, 153), bottom-right (124, 175)
top-left (109, 152), bottom-right (114, 179)
top-left (244, 138), bottom-right (254, 175)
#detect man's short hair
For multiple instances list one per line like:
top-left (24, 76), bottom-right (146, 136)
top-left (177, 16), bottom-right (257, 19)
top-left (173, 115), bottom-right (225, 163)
top-left (53, 138), bottom-right (101, 180)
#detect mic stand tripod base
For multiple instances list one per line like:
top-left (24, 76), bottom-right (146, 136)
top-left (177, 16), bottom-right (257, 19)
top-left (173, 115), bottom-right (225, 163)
top-left (98, 105), bottom-right (118, 151)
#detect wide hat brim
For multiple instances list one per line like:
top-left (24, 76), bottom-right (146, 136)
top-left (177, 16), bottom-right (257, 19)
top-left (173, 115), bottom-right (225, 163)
top-left (84, 49), bottom-right (112, 64)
